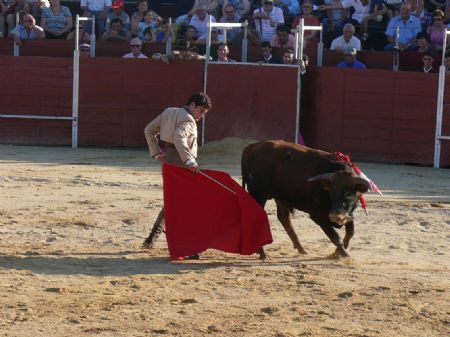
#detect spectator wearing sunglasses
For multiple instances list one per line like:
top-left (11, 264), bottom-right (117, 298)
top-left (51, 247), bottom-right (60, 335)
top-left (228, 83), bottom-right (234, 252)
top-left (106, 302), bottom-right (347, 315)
top-left (427, 9), bottom-right (446, 51)
top-left (67, 22), bottom-right (91, 43)
top-left (122, 37), bottom-right (148, 58)
top-left (79, 43), bottom-right (91, 57)
top-left (8, 13), bottom-right (45, 45)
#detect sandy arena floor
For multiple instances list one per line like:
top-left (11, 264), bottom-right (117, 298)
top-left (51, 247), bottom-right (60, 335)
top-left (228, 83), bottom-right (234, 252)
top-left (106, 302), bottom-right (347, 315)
top-left (0, 139), bottom-right (449, 337)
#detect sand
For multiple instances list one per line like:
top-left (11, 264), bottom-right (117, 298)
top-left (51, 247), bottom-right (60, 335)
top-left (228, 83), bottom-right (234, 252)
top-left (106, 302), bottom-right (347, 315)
top-left (0, 139), bottom-right (449, 337)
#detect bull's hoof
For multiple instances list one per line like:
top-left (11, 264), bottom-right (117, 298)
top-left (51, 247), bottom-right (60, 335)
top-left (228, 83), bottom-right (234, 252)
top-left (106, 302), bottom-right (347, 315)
top-left (258, 253), bottom-right (269, 261)
top-left (142, 240), bottom-right (154, 250)
top-left (297, 247), bottom-right (308, 255)
top-left (328, 247), bottom-right (349, 259)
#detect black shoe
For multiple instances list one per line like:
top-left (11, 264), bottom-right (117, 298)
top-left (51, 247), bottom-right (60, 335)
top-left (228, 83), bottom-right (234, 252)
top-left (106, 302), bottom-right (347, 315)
top-left (185, 254), bottom-right (200, 260)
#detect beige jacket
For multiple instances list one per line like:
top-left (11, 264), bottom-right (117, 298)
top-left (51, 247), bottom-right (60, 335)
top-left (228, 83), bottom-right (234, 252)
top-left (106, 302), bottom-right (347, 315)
top-left (144, 107), bottom-right (198, 163)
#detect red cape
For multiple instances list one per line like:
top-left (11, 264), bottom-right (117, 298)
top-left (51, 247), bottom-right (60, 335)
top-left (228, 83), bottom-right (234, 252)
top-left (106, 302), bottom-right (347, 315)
top-left (162, 164), bottom-right (273, 260)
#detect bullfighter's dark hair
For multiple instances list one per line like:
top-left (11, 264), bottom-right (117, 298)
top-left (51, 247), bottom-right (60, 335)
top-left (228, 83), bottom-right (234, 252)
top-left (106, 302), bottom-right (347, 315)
top-left (186, 92), bottom-right (212, 110)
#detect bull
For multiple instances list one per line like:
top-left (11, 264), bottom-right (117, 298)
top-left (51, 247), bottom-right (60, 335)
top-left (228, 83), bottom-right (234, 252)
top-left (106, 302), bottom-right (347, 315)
top-left (241, 140), bottom-right (370, 259)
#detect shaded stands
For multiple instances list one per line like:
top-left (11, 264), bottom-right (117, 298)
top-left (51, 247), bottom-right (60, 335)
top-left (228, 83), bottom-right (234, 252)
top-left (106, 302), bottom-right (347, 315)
top-left (0, 38), bottom-right (432, 71)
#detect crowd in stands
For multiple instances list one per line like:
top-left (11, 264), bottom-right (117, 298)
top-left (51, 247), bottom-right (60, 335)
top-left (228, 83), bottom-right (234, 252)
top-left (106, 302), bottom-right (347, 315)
top-left (2, 0), bottom-right (450, 70)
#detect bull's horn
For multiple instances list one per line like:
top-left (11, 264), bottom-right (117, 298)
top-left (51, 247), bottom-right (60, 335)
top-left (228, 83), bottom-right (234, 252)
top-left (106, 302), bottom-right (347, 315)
top-left (308, 173), bottom-right (334, 183)
top-left (352, 177), bottom-right (370, 193)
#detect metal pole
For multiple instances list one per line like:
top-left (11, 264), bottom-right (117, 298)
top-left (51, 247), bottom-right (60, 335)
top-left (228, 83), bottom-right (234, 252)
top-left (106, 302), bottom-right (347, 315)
top-left (72, 15), bottom-right (80, 148)
top-left (295, 63), bottom-right (301, 144)
top-left (317, 23), bottom-right (323, 67)
top-left (393, 26), bottom-right (399, 71)
top-left (13, 12), bottom-right (20, 56)
top-left (165, 18), bottom-right (172, 56)
top-left (434, 65), bottom-right (446, 168)
top-left (91, 16), bottom-right (96, 57)
top-left (202, 16), bottom-right (212, 147)
top-left (242, 20), bottom-right (248, 62)
top-left (298, 18), bottom-right (304, 62)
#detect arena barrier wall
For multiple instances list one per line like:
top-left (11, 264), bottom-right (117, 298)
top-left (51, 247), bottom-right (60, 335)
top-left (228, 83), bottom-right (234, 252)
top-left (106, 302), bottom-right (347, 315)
top-left (0, 55), bottom-right (449, 166)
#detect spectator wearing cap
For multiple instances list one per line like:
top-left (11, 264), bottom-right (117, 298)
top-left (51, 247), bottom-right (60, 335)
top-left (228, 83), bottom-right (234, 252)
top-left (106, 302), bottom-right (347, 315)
top-left (79, 43), bottom-right (91, 57)
top-left (222, 0), bottom-right (251, 19)
top-left (253, 0), bottom-right (284, 42)
top-left (384, 3), bottom-right (421, 51)
top-left (330, 23), bottom-right (361, 52)
top-left (258, 40), bottom-right (283, 63)
top-left (100, 17), bottom-right (130, 41)
top-left (270, 24), bottom-right (295, 48)
top-left (123, 37), bottom-right (148, 58)
top-left (80, 0), bottom-right (112, 37)
top-left (189, 4), bottom-right (216, 37)
top-left (67, 21), bottom-right (91, 43)
top-left (106, 0), bottom-right (130, 36)
top-left (131, 0), bottom-right (161, 37)
top-left (8, 13), bottom-right (45, 46)
top-left (40, 0), bottom-right (73, 39)
top-left (409, 31), bottom-right (434, 53)
top-left (336, 46), bottom-right (367, 69)
top-left (420, 49), bottom-right (437, 73)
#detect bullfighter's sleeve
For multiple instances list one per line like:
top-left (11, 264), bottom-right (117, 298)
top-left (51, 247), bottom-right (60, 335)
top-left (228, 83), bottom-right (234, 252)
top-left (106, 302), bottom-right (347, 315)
top-left (173, 121), bottom-right (196, 164)
top-left (144, 114), bottom-right (162, 157)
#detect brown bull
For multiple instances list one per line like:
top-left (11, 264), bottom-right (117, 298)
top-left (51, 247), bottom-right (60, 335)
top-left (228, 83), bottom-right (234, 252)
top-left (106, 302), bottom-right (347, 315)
top-left (241, 140), bottom-right (370, 259)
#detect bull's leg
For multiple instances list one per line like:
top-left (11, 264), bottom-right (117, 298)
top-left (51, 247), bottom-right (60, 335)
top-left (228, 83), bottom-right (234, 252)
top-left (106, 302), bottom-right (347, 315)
top-left (343, 221), bottom-right (354, 249)
top-left (275, 200), bottom-right (307, 255)
top-left (143, 208), bottom-right (165, 249)
top-left (248, 189), bottom-right (269, 260)
top-left (310, 214), bottom-right (348, 258)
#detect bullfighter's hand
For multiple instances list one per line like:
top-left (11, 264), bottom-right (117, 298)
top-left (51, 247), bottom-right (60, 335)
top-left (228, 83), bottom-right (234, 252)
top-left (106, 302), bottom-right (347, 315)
top-left (156, 153), bottom-right (166, 163)
top-left (186, 162), bottom-right (199, 174)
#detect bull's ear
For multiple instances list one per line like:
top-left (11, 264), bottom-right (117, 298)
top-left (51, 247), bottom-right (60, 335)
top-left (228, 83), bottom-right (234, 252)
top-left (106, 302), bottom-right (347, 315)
top-left (308, 173), bottom-right (332, 191)
top-left (352, 177), bottom-right (370, 193)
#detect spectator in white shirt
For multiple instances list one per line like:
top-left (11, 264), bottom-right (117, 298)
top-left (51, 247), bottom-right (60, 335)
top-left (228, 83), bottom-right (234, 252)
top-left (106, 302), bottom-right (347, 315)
top-left (122, 37), bottom-right (148, 58)
top-left (189, 4), bottom-right (216, 37)
top-left (330, 23), bottom-right (362, 51)
top-left (80, 0), bottom-right (112, 36)
top-left (253, 0), bottom-right (284, 42)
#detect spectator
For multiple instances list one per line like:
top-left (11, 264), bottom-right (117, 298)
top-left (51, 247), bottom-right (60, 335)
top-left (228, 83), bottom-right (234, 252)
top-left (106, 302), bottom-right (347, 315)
top-left (410, 30), bottom-right (434, 53)
top-left (253, 0), bottom-right (284, 42)
top-left (222, 0), bottom-right (250, 19)
top-left (270, 23), bottom-right (295, 48)
top-left (384, 2), bottom-right (422, 51)
top-left (142, 26), bottom-right (155, 43)
top-left (156, 18), bottom-right (174, 44)
top-left (106, 0), bottom-right (130, 36)
top-left (2, 0), bottom-right (31, 36)
top-left (40, 0), bottom-right (72, 39)
top-left (427, 9), bottom-right (446, 51)
top-left (336, 46), bottom-right (367, 68)
top-left (152, 40), bottom-right (206, 63)
top-left (131, 0), bottom-right (161, 37)
top-left (138, 10), bottom-right (158, 39)
top-left (444, 50), bottom-right (450, 70)
top-left (123, 36), bottom-right (148, 58)
top-left (282, 47), bottom-right (295, 64)
top-left (406, 0), bottom-right (425, 20)
top-left (292, 1), bottom-right (319, 48)
top-left (196, 26), bottom-right (225, 45)
top-left (330, 23), bottom-right (362, 51)
top-left (183, 25), bottom-right (198, 45)
top-left (220, 3), bottom-right (241, 43)
top-left (274, 0), bottom-right (300, 24)
top-left (425, 0), bottom-right (445, 16)
top-left (420, 49), bottom-right (437, 72)
top-left (190, 4), bottom-right (216, 37)
top-left (258, 40), bottom-right (282, 63)
top-left (67, 21), bottom-right (91, 43)
top-left (231, 16), bottom-right (262, 46)
top-left (79, 43), bottom-right (91, 57)
top-left (188, 0), bottom-right (220, 19)
top-left (100, 17), bottom-right (130, 41)
top-left (27, 0), bottom-right (47, 23)
top-left (216, 42), bottom-right (235, 61)
top-left (80, 0), bottom-right (111, 37)
top-left (321, 0), bottom-right (347, 47)
top-left (8, 13), bottom-right (45, 45)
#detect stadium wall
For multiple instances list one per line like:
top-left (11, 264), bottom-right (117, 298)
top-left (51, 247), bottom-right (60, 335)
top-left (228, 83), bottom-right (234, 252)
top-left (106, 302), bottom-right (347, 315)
top-left (0, 55), bottom-right (448, 166)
